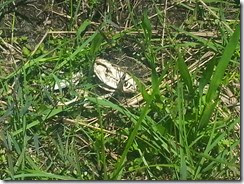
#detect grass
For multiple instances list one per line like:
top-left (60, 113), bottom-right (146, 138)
top-left (0, 0), bottom-right (240, 180)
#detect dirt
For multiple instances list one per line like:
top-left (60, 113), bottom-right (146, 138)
top-left (0, 0), bottom-right (70, 48)
top-left (0, 0), bottom-right (237, 78)
top-left (0, 0), bottom-right (189, 48)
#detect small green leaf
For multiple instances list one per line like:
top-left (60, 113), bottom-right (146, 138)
top-left (22, 47), bottom-right (31, 57)
top-left (77, 19), bottom-right (90, 37)
top-left (151, 70), bottom-right (160, 96)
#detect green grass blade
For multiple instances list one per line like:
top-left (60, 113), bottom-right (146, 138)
top-left (111, 102), bottom-right (152, 179)
top-left (171, 25), bottom-right (222, 51)
top-left (141, 11), bottom-right (152, 42)
top-left (56, 31), bottom-right (98, 70)
top-left (177, 51), bottom-right (193, 94)
top-left (177, 82), bottom-right (188, 180)
top-left (90, 33), bottom-right (104, 57)
top-left (0, 0), bottom-right (16, 10)
top-left (111, 87), bottom-right (157, 179)
top-left (4, 53), bottom-right (59, 80)
top-left (206, 23), bottom-right (240, 103)
top-left (96, 101), bottom-right (108, 180)
top-left (76, 19), bottom-right (91, 42)
top-left (198, 101), bottom-right (217, 130)
top-left (199, 57), bottom-right (217, 97)
top-left (5, 170), bottom-right (79, 180)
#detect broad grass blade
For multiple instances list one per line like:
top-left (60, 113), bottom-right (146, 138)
top-left (206, 23), bottom-right (240, 103)
top-left (198, 101), bottom-right (217, 130)
top-left (199, 57), bottom-right (217, 97)
top-left (90, 33), bottom-right (104, 56)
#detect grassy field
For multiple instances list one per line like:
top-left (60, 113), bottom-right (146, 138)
top-left (0, 0), bottom-right (240, 180)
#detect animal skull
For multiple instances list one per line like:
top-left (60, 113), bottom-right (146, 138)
top-left (94, 58), bottom-right (137, 93)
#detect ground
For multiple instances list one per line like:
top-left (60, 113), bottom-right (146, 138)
top-left (0, 0), bottom-right (240, 180)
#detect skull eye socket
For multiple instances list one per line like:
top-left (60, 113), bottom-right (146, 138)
top-left (124, 81), bottom-right (132, 89)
